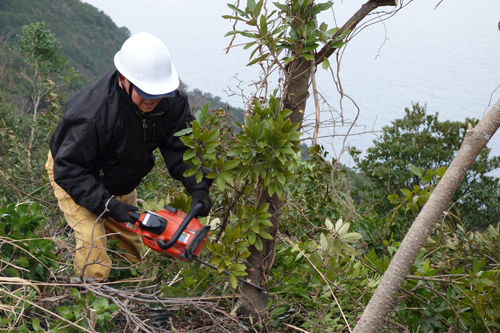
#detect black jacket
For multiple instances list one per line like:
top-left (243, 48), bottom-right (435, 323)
top-left (50, 70), bottom-right (211, 216)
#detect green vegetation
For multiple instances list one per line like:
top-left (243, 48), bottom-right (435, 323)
top-left (0, 0), bottom-right (129, 98)
top-left (1, 0), bottom-right (500, 332)
top-left (0, 0), bottom-right (245, 123)
top-left (350, 103), bottom-right (500, 232)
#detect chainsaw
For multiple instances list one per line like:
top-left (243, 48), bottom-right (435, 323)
top-left (120, 202), bottom-right (265, 292)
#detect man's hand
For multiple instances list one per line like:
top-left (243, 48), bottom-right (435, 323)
top-left (191, 190), bottom-right (212, 217)
top-left (103, 199), bottom-right (138, 223)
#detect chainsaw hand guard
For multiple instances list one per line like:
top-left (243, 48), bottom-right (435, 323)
top-left (156, 202), bottom-right (204, 250)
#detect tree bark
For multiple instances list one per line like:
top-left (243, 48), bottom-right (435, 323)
top-left (237, 191), bottom-right (282, 322)
top-left (286, 0), bottom-right (399, 127)
top-left (353, 97), bottom-right (500, 332)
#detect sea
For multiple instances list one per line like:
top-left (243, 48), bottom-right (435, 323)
top-left (82, 0), bottom-right (500, 174)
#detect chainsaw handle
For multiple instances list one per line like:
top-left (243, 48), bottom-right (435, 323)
top-left (156, 202), bottom-right (204, 250)
top-left (129, 211), bottom-right (141, 221)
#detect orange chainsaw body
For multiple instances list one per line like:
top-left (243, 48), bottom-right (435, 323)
top-left (121, 205), bottom-right (210, 262)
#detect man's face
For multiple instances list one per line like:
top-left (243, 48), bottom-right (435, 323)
top-left (121, 77), bottom-right (162, 113)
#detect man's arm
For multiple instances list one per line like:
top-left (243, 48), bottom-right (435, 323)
top-left (50, 115), bottom-right (111, 216)
top-left (159, 91), bottom-right (213, 215)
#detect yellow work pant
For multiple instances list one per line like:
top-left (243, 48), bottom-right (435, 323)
top-left (46, 152), bottom-right (143, 281)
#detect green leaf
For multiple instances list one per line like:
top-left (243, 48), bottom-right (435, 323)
top-left (247, 0), bottom-right (256, 12)
top-left (256, 203), bottom-right (270, 214)
top-left (301, 44), bottom-right (319, 53)
top-left (248, 231), bottom-right (256, 244)
top-left (322, 57), bottom-right (330, 70)
top-left (476, 279), bottom-right (484, 293)
top-left (341, 232), bottom-right (363, 242)
top-left (272, 306), bottom-right (287, 315)
top-left (180, 136), bottom-right (195, 147)
top-left (302, 54), bottom-right (313, 61)
top-left (284, 55), bottom-right (296, 65)
top-left (255, 0), bottom-right (263, 16)
top-left (260, 15), bottom-right (268, 35)
top-left (202, 141), bottom-right (219, 151)
top-left (70, 288), bottom-right (81, 299)
top-left (183, 168), bottom-right (198, 178)
top-left (247, 53), bottom-right (270, 66)
top-left (268, 182), bottom-right (277, 196)
top-left (222, 160), bottom-right (240, 170)
top-left (220, 171), bottom-right (234, 186)
top-left (107, 304), bottom-right (119, 312)
top-left (174, 127), bottom-right (192, 137)
top-left (276, 172), bottom-right (286, 185)
top-left (251, 222), bottom-right (260, 233)
top-left (227, 3), bottom-right (248, 17)
top-left (192, 121), bottom-right (201, 139)
top-left (197, 102), bottom-right (210, 123)
top-left (222, 14), bottom-right (247, 21)
top-left (196, 171), bottom-right (203, 183)
top-left (16, 256), bottom-right (29, 268)
top-left (183, 149), bottom-right (196, 161)
top-left (325, 218), bottom-right (334, 230)
top-left (32, 318), bottom-right (40, 331)
top-left (320, 233), bottom-right (328, 251)
top-left (400, 188), bottom-right (412, 197)
top-left (307, 2), bottom-right (334, 16)
top-left (254, 236), bottom-right (263, 251)
top-left (210, 256), bottom-right (223, 265)
top-left (229, 273), bottom-right (238, 289)
top-left (207, 129), bottom-right (220, 142)
top-left (273, 2), bottom-right (289, 12)
top-left (215, 175), bottom-right (225, 190)
top-left (332, 41), bottom-right (346, 49)
top-left (224, 30), bottom-right (241, 37)
top-left (279, 146), bottom-right (295, 155)
top-left (436, 166), bottom-right (447, 176)
top-left (408, 164), bottom-right (422, 177)
top-left (258, 230), bottom-right (273, 240)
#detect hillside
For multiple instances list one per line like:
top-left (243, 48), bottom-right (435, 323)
top-left (0, 0), bottom-right (247, 121)
top-left (0, 0), bottom-right (129, 80)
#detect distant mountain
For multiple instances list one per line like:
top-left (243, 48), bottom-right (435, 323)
top-left (0, 0), bottom-right (128, 80)
top-left (0, 0), bottom-right (245, 121)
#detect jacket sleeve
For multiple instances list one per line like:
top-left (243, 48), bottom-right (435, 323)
top-left (159, 91), bottom-right (213, 194)
top-left (50, 112), bottom-right (111, 216)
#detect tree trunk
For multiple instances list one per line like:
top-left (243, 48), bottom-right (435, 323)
top-left (237, 0), bottom-right (400, 323)
top-left (353, 97), bottom-right (500, 332)
top-left (237, 191), bottom-right (282, 322)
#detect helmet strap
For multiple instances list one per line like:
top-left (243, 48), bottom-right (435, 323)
top-left (128, 81), bottom-right (134, 99)
top-left (118, 73), bottom-right (134, 101)
top-left (118, 73), bottom-right (134, 99)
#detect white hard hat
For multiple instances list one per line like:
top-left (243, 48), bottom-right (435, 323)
top-left (114, 32), bottom-right (179, 99)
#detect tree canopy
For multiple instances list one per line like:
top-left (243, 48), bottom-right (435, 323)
top-left (350, 103), bottom-right (500, 231)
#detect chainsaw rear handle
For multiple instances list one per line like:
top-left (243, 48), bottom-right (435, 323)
top-left (129, 211), bottom-right (141, 221)
top-left (156, 202), bottom-right (204, 250)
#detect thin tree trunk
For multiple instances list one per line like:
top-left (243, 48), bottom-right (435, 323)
top-left (353, 97), bottom-right (500, 332)
top-left (28, 91), bottom-right (41, 181)
top-left (310, 57), bottom-right (320, 147)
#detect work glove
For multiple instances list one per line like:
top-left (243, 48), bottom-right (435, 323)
top-left (103, 199), bottom-right (138, 223)
top-left (191, 189), bottom-right (212, 217)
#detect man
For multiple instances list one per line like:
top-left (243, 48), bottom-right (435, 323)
top-left (46, 32), bottom-right (212, 281)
